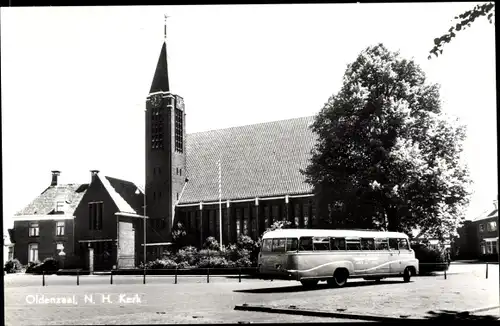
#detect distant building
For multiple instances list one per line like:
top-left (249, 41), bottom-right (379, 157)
top-left (3, 234), bottom-right (14, 265)
top-left (454, 199), bottom-right (498, 259)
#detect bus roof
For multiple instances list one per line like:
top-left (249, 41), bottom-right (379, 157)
top-left (261, 228), bottom-right (409, 239)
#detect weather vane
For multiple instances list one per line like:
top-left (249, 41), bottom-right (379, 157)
top-left (164, 14), bottom-right (169, 41)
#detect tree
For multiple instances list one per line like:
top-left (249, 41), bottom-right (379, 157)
top-left (429, 2), bottom-right (495, 59)
top-left (302, 44), bottom-right (471, 240)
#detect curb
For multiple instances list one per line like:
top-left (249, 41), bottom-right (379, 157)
top-left (234, 304), bottom-right (420, 322)
top-left (466, 306), bottom-right (500, 314)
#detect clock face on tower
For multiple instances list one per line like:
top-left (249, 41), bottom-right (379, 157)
top-left (150, 94), bottom-right (162, 108)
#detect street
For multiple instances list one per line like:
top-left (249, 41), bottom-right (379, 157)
top-left (4, 263), bottom-right (499, 325)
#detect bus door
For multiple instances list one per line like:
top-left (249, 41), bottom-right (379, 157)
top-left (388, 238), bottom-right (402, 274)
top-left (374, 238), bottom-right (391, 275)
top-left (397, 238), bottom-right (412, 265)
top-left (259, 238), bottom-right (273, 271)
top-left (270, 238), bottom-right (287, 272)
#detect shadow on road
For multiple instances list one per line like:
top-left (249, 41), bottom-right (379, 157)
top-left (234, 280), bottom-right (405, 293)
top-left (425, 310), bottom-right (499, 321)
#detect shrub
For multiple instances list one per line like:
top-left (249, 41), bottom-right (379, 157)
top-left (236, 235), bottom-right (255, 252)
top-left (4, 259), bottom-right (23, 273)
top-left (146, 258), bottom-right (178, 269)
top-left (25, 261), bottom-right (41, 273)
top-left (173, 246), bottom-right (199, 266)
top-left (197, 256), bottom-right (231, 268)
top-left (25, 258), bottom-right (60, 274)
top-left (203, 237), bottom-right (221, 251)
top-left (177, 261), bottom-right (192, 269)
top-left (412, 244), bottom-right (449, 274)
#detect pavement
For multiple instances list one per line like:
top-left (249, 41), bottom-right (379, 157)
top-left (4, 263), bottom-right (499, 324)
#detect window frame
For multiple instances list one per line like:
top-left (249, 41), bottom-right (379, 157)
top-left (388, 238), bottom-right (399, 250)
top-left (56, 221), bottom-right (65, 236)
top-left (330, 237), bottom-right (346, 250)
top-left (28, 243), bottom-right (39, 262)
top-left (299, 237), bottom-right (314, 251)
top-left (398, 238), bottom-right (410, 250)
top-left (29, 223), bottom-right (39, 237)
top-left (346, 238), bottom-right (361, 251)
top-left (361, 238), bottom-right (376, 251)
top-left (312, 236), bottom-right (330, 251)
top-left (286, 238), bottom-right (298, 252)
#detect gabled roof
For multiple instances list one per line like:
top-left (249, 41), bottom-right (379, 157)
top-left (149, 42), bottom-right (170, 94)
top-left (179, 116), bottom-right (317, 204)
top-left (97, 174), bottom-right (144, 215)
top-left (15, 184), bottom-right (89, 216)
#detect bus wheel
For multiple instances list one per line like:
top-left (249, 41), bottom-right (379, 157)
top-left (328, 269), bottom-right (348, 288)
top-left (403, 267), bottom-right (411, 283)
top-left (300, 279), bottom-right (319, 288)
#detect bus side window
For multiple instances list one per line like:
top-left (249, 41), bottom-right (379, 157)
top-left (346, 240), bottom-right (361, 250)
top-left (361, 238), bottom-right (375, 250)
top-left (389, 238), bottom-right (398, 250)
top-left (313, 237), bottom-right (330, 251)
top-left (286, 238), bottom-right (298, 251)
top-left (330, 237), bottom-right (346, 250)
top-left (299, 237), bottom-right (313, 251)
top-left (375, 238), bottom-right (389, 250)
top-left (262, 239), bottom-right (272, 252)
top-left (398, 238), bottom-right (409, 250)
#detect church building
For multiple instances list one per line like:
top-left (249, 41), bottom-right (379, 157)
top-left (142, 30), bottom-right (320, 261)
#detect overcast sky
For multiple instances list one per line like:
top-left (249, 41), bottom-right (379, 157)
top-left (1, 3), bottom-right (497, 234)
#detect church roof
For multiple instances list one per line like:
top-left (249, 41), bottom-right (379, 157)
top-left (179, 116), bottom-right (317, 204)
top-left (149, 42), bottom-right (170, 94)
top-left (15, 183), bottom-right (89, 216)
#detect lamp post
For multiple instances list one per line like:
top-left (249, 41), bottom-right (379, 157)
top-left (135, 188), bottom-right (146, 264)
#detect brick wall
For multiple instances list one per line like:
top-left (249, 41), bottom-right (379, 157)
top-left (12, 218), bottom-right (75, 265)
top-left (73, 175), bottom-right (119, 260)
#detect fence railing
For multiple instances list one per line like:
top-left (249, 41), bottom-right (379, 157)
top-left (32, 262), bottom-right (496, 287)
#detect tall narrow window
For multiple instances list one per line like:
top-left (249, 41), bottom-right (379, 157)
top-left (89, 202), bottom-right (103, 230)
top-left (29, 223), bottom-right (39, 237)
top-left (175, 108), bottom-right (183, 152)
top-left (28, 243), bottom-right (39, 262)
top-left (151, 108), bottom-right (164, 150)
top-left (56, 221), bottom-right (65, 236)
top-left (236, 208), bottom-right (242, 236)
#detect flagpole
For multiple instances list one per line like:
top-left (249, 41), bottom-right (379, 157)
top-left (218, 158), bottom-right (223, 248)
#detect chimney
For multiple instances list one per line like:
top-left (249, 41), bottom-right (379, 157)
top-left (90, 170), bottom-right (100, 184)
top-left (51, 171), bottom-right (61, 186)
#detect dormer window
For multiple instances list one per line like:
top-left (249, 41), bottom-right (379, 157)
top-left (55, 201), bottom-right (65, 213)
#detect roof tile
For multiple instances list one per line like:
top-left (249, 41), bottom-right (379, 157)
top-left (179, 116), bottom-right (316, 204)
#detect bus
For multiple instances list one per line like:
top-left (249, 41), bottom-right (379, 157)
top-left (258, 229), bottom-right (419, 287)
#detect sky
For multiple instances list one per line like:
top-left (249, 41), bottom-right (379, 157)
top-left (1, 3), bottom-right (497, 235)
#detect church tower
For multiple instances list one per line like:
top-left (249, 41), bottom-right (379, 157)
top-left (145, 18), bottom-right (187, 246)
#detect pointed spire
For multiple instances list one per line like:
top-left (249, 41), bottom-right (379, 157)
top-left (149, 15), bottom-right (170, 94)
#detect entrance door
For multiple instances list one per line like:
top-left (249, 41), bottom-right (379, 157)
top-left (388, 238), bottom-right (402, 275)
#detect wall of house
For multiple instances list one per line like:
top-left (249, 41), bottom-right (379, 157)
top-left (12, 219), bottom-right (75, 265)
top-left (73, 176), bottom-right (119, 267)
top-left (476, 215), bottom-right (499, 255)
